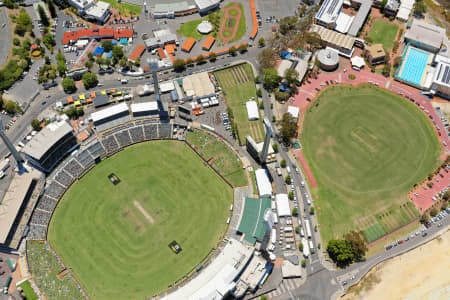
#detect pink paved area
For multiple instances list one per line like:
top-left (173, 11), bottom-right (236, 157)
top-left (409, 169), bottom-right (450, 211)
top-left (289, 65), bottom-right (450, 209)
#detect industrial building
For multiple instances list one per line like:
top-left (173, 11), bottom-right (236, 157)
top-left (404, 20), bottom-right (445, 53)
top-left (65, 0), bottom-right (111, 23)
top-left (22, 120), bottom-right (78, 173)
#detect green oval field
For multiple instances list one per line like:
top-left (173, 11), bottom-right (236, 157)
top-left (301, 85), bottom-right (441, 243)
top-left (48, 141), bottom-right (232, 300)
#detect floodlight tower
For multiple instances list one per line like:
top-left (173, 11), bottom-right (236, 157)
top-left (0, 118), bottom-right (24, 170)
top-left (260, 118), bottom-right (273, 164)
top-left (148, 58), bottom-right (160, 102)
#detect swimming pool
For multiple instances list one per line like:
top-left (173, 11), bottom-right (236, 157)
top-left (397, 46), bottom-right (431, 87)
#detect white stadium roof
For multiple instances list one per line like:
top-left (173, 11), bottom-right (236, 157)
top-left (246, 101), bottom-right (259, 120)
top-left (255, 169), bottom-right (272, 198)
top-left (276, 194), bottom-right (290, 217)
top-left (91, 102), bottom-right (129, 123)
top-left (131, 102), bottom-right (158, 113)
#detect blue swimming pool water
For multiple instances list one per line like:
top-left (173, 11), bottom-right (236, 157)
top-left (398, 46), bottom-right (430, 86)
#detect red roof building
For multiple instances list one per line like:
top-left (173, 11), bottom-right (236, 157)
top-left (128, 44), bottom-right (146, 62)
top-left (62, 28), bottom-right (133, 45)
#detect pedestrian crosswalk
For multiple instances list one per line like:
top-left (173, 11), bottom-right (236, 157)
top-left (265, 278), bottom-right (301, 299)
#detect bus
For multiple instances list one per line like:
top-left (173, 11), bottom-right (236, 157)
top-left (302, 238), bottom-right (309, 258)
top-left (309, 240), bottom-right (315, 254)
top-left (305, 219), bottom-right (312, 239)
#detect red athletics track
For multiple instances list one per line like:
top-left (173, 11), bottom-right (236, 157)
top-left (293, 149), bottom-right (317, 188)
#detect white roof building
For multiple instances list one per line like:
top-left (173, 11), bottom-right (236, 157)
top-left (282, 259), bottom-right (303, 278)
top-left (334, 13), bottom-right (354, 33)
top-left (195, 0), bottom-right (220, 12)
top-left (275, 194), bottom-right (290, 217)
top-left (159, 81), bottom-right (175, 93)
top-left (91, 102), bottom-right (129, 124)
top-left (182, 72), bottom-right (215, 97)
top-left (405, 20), bottom-right (445, 51)
top-left (431, 55), bottom-right (450, 97)
top-left (246, 101), bottom-right (259, 120)
top-left (255, 169), bottom-right (272, 198)
top-left (287, 106), bottom-right (299, 119)
top-left (277, 60), bottom-right (292, 77)
top-left (131, 102), bottom-right (158, 113)
top-left (351, 56), bottom-right (365, 69)
top-left (315, 0), bottom-right (344, 26)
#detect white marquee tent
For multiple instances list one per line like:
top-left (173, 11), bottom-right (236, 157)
top-left (275, 194), bottom-right (290, 217)
top-left (255, 169), bottom-right (272, 198)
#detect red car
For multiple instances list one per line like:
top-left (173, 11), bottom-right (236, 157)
top-left (399, 240), bottom-right (404, 244)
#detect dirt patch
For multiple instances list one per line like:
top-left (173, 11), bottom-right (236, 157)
top-left (343, 229), bottom-right (450, 300)
top-left (134, 201), bottom-right (155, 224)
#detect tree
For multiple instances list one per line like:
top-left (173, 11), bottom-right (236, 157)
top-left (173, 59), bottom-right (185, 72)
top-left (229, 46), bottom-right (237, 56)
top-left (48, 0), bottom-right (57, 18)
top-left (343, 231), bottom-right (367, 262)
top-left (295, 226), bottom-right (300, 233)
top-left (15, 9), bottom-right (32, 36)
top-left (37, 5), bottom-right (50, 27)
top-left (82, 72), bottom-right (98, 88)
top-left (185, 58), bottom-right (193, 66)
top-left (443, 190), bottom-right (450, 201)
top-left (393, 56), bottom-right (402, 68)
top-left (292, 207), bottom-right (298, 216)
top-left (5, 100), bottom-right (19, 114)
top-left (13, 38), bottom-right (20, 46)
top-left (299, 242), bottom-right (303, 252)
top-left (258, 37), bottom-right (265, 47)
top-left (301, 259), bottom-right (306, 268)
top-left (87, 52), bottom-right (94, 60)
top-left (57, 60), bottom-right (67, 76)
top-left (260, 296), bottom-right (268, 300)
top-left (279, 16), bottom-right (298, 35)
top-left (84, 60), bottom-right (93, 70)
top-left (263, 68), bottom-right (279, 90)
top-left (258, 48), bottom-right (276, 69)
top-left (309, 206), bottom-right (315, 215)
top-left (284, 68), bottom-right (299, 86)
top-left (305, 32), bottom-right (323, 50)
top-left (279, 112), bottom-right (298, 144)
top-left (238, 44), bottom-right (248, 53)
top-left (208, 52), bottom-right (217, 62)
top-left (288, 191), bottom-right (294, 200)
top-left (102, 40), bottom-right (114, 52)
top-left (62, 77), bottom-right (76, 93)
top-left (31, 119), bottom-right (42, 131)
top-left (327, 239), bottom-right (354, 267)
top-left (382, 63), bottom-right (391, 77)
top-left (420, 213), bottom-right (429, 224)
top-left (96, 57), bottom-right (105, 67)
top-left (43, 34), bottom-right (55, 50)
top-left (285, 175), bottom-right (291, 184)
top-left (430, 207), bottom-right (438, 217)
top-left (275, 90), bottom-right (290, 102)
top-left (414, 0), bottom-right (426, 15)
top-left (280, 159), bottom-right (286, 168)
top-left (55, 52), bottom-right (65, 62)
top-left (196, 55), bottom-right (205, 64)
top-left (119, 58), bottom-right (127, 68)
top-left (381, 0), bottom-right (388, 9)
top-left (441, 202), bottom-right (448, 210)
top-left (112, 45), bottom-right (124, 61)
top-left (272, 143), bottom-right (278, 153)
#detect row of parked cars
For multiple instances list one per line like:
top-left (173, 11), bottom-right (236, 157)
top-left (221, 112), bottom-right (231, 131)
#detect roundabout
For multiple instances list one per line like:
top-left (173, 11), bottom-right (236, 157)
top-left (47, 140), bottom-right (232, 299)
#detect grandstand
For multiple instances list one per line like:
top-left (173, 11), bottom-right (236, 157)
top-left (131, 102), bottom-right (159, 119)
top-left (237, 197), bottom-right (271, 244)
top-left (22, 120), bottom-right (78, 173)
top-left (91, 102), bottom-right (131, 132)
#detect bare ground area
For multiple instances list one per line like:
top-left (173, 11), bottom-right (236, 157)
top-left (134, 201), bottom-right (155, 224)
top-left (342, 229), bottom-right (450, 300)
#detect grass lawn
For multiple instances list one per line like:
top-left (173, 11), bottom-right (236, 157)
top-left (177, 11), bottom-right (223, 40)
top-left (17, 280), bottom-right (38, 300)
top-left (301, 85), bottom-right (441, 244)
top-left (214, 63), bottom-right (265, 145)
top-left (368, 19), bottom-right (399, 50)
top-left (101, 0), bottom-right (141, 16)
top-left (186, 130), bottom-right (247, 187)
top-left (47, 141), bottom-right (232, 300)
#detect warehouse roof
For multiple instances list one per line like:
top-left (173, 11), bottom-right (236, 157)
top-left (22, 121), bottom-right (73, 160)
top-left (91, 102), bottom-right (129, 123)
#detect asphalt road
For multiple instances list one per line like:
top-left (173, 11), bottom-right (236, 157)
top-left (0, 7), bottom-right (11, 67)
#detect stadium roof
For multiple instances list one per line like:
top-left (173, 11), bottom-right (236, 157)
top-left (131, 102), bottom-right (159, 113)
top-left (310, 24), bottom-right (355, 51)
top-left (315, 0), bottom-right (344, 24)
top-left (0, 168), bottom-right (41, 244)
top-left (246, 101), bottom-right (259, 120)
top-left (202, 36), bottom-right (215, 50)
top-left (276, 194), bottom-right (290, 216)
top-left (255, 169), bottom-right (272, 198)
top-left (405, 20), bottom-right (445, 50)
top-left (195, 0), bottom-right (220, 10)
top-left (22, 121), bottom-right (73, 160)
top-left (91, 102), bottom-right (129, 123)
top-left (237, 197), bottom-right (271, 244)
top-left (182, 37), bottom-right (196, 52)
top-left (128, 44), bottom-right (146, 62)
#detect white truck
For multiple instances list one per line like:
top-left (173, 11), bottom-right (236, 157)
top-left (305, 219), bottom-right (312, 239)
top-left (302, 238), bottom-right (310, 258)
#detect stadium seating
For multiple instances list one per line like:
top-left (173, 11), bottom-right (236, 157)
top-left (159, 123), bottom-right (172, 139)
top-left (45, 181), bottom-right (66, 200)
top-left (30, 209), bottom-right (52, 226)
top-left (76, 150), bottom-right (95, 169)
top-left (86, 141), bottom-right (106, 158)
top-left (36, 195), bottom-right (58, 213)
top-left (101, 136), bottom-right (120, 153)
top-left (54, 169), bottom-right (74, 188)
top-left (64, 159), bottom-right (85, 178)
top-left (129, 126), bottom-right (145, 143)
top-left (144, 124), bottom-right (158, 140)
top-left (115, 130), bottom-right (132, 148)
top-left (28, 224), bottom-right (47, 239)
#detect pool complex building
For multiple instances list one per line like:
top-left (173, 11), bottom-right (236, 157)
top-left (395, 44), bottom-right (434, 88)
